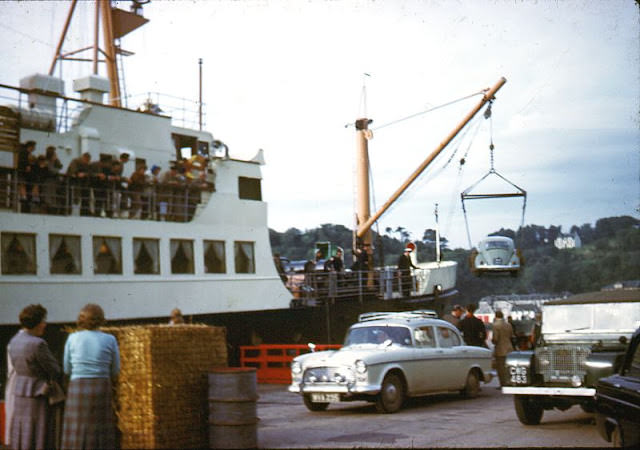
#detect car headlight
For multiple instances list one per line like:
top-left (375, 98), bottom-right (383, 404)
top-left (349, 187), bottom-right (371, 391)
top-left (571, 375), bottom-right (582, 387)
top-left (355, 360), bottom-right (367, 374)
top-left (291, 361), bottom-right (302, 375)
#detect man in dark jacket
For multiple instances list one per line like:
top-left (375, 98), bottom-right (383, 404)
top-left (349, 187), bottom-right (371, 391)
top-left (460, 303), bottom-right (487, 347)
top-left (397, 246), bottom-right (417, 297)
top-left (66, 152), bottom-right (91, 216)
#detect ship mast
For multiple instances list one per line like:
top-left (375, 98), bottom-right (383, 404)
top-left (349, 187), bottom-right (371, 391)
top-left (48, 0), bottom-right (149, 107)
top-left (354, 77), bottom-right (507, 247)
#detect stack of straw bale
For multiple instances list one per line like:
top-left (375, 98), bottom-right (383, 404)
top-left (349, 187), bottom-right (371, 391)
top-left (102, 324), bottom-right (227, 449)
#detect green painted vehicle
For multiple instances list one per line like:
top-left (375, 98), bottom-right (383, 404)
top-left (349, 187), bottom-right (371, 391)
top-left (502, 288), bottom-right (640, 425)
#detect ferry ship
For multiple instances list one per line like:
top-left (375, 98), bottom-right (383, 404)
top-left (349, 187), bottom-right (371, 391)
top-left (0, 1), bottom-right (300, 365)
top-left (1, 2), bottom-right (506, 368)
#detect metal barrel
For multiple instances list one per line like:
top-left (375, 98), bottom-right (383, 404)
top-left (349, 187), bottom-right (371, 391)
top-left (208, 367), bottom-right (258, 449)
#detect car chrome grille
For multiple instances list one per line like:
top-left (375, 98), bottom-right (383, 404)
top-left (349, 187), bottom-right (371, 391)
top-left (303, 367), bottom-right (352, 384)
top-left (535, 345), bottom-right (591, 383)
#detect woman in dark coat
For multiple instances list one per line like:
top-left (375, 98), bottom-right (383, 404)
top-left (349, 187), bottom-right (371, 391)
top-left (7, 304), bottom-right (61, 450)
top-left (61, 303), bottom-right (120, 449)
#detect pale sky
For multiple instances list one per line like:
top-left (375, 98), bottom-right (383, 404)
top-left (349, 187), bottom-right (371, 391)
top-left (1, 0), bottom-right (638, 250)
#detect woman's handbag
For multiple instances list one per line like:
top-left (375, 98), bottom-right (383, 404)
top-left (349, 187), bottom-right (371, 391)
top-left (36, 380), bottom-right (66, 405)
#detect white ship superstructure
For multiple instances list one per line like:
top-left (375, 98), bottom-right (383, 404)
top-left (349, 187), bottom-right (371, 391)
top-left (0, 71), bottom-right (292, 325)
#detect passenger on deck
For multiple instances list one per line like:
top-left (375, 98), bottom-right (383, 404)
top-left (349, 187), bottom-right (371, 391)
top-left (159, 163), bottom-right (181, 221)
top-left (90, 157), bottom-right (111, 217)
top-left (396, 246), bottom-right (418, 297)
top-left (324, 247), bottom-right (344, 272)
top-left (66, 152), bottom-right (92, 216)
top-left (147, 165), bottom-right (162, 219)
top-left (44, 146), bottom-right (63, 214)
top-left (31, 155), bottom-right (49, 213)
top-left (128, 164), bottom-right (148, 219)
top-left (113, 152), bottom-right (131, 217)
top-left (17, 140), bottom-right (36, 213)
top-left (109, 160), bottom-right (125, 217)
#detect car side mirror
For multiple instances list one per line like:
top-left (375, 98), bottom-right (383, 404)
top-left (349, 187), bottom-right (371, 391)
top-left (308, 342), bottom-right (316, 352)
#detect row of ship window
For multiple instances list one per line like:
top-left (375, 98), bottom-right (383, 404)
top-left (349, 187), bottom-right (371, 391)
top-left (0, 232), bottom-right (255, 275)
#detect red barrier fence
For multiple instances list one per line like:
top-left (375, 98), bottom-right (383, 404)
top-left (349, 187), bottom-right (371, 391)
top-left (239, 344), bottom-right (341, 384)
top-left (1, 400), bottom-right (5, 445)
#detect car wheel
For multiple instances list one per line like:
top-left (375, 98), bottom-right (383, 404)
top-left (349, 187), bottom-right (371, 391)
top-left (460, 371), bottom-right (480, 398)
top-left (611, 426), bottom-right (622, 448)
top-left (303, 394), bottom-right (329, 412)
top-left (375, 373), bottom-right (405, 413)
top-left (579, 402), bottom-right (594, 413)
top-left (514, 395), bottom-right (544, 425)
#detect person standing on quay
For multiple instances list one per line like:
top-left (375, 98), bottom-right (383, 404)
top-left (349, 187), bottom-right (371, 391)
top-left (443, 304), bottom-right (464, 330)
top-left (7, 304), bottom-right (61, 450)
top-left (492, 310), bottom-right (514, 387)
top-left (460, 303), bottom-right (487, 347)
top-left (61, 304), bottom-right (120, 449)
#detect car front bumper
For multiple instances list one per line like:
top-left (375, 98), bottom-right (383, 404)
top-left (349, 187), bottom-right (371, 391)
top-left (288, 383), bottom-right (381, 395)
top-left (502, 386), bottom-right (596, 396)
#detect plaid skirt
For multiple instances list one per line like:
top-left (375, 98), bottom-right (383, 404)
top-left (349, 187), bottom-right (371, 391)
top-left (61, 378), bottom-right (116, 450)
top-left (9, 395), bottom-right (52, 450)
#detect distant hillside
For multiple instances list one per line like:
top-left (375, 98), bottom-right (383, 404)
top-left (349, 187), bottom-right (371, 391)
top-left (270, 215), bottom-right (639, 299)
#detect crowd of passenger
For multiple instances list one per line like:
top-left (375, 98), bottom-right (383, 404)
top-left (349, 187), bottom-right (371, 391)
top-left (2, 140), bottom-right (214, 221)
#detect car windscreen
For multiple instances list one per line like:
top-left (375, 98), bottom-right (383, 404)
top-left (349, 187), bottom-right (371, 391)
top-left (484, 240), bottom-right (511, 250)
top-left (542, 302), bottom-right (640, 334)
top-left (344, 326), bottom-right (412, 346)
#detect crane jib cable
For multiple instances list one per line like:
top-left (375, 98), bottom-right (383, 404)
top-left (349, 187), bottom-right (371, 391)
top-left (460, 169), bottom-right (527, 249)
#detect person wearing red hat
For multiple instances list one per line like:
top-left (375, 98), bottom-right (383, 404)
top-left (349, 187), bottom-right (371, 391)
top-left (396, 245), bottom-right (418, 297)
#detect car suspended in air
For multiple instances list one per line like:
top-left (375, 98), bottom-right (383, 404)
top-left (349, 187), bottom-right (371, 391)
top-left (470, 235), bottom-right (521, 277)
top-left (460, 103), bottom-right (526, 277)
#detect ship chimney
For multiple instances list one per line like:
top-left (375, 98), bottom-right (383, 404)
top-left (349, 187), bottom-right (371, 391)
top-left (73, 75), bottom-right (110, 104)
top-left (19, 73), bottom-right (65, 111)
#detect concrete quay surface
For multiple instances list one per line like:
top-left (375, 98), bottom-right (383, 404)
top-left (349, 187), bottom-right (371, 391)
top-left (255, 378), bottom-right (606, 448)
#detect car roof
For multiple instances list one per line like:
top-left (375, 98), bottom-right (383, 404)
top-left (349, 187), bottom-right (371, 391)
top-left (480, 235), bottom-right (513, 242)
top-left (351, 311), bottom-right (456, 329)
top-left (545, 289), bottom-right (640, 305)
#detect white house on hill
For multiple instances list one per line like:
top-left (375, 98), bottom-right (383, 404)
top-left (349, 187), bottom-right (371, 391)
top-left (554, 232), bottom-right (582, 249)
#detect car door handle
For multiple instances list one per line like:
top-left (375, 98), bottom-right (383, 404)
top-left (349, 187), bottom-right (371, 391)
top-left (436, 350), bottom-right (444, 354)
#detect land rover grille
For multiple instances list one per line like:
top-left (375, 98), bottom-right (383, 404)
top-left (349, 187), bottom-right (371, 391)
top-left (535, 345), bottom-right (591, 383)
top-left (303, 367), bottom-right (353, 384)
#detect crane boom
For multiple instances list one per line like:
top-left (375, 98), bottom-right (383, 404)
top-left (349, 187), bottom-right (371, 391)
top-left (356, 76), bottom-right (507, 239)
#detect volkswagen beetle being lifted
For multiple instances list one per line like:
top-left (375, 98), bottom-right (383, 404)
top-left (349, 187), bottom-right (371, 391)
top-left (502, 288), bottom-right (640, 425)
top-left (470, 235), bottom-right (521, 277)
top-left (288, 311), bottom-right (494, 413)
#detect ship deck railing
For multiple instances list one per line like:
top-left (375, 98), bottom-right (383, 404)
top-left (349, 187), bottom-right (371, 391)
top-left (285, 268), bottom-right (430, 306)
top-left (0, 170), bottom-right (214, 222)
top-left (0, 82), bottom-right (206, 135)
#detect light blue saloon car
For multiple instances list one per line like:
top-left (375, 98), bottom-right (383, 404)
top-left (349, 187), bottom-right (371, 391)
top-left (471, 235), bottom-right (521, 277)
top-left (289, 311), bottom-right (494, 413)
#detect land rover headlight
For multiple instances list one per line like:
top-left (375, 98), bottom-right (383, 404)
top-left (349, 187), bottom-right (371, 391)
top-left (291, 361), bottom-right (302, 375)
top-left (571, 375), bottom-right (582, 387)
top-left (355, 360), bottom-right (367, 374)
